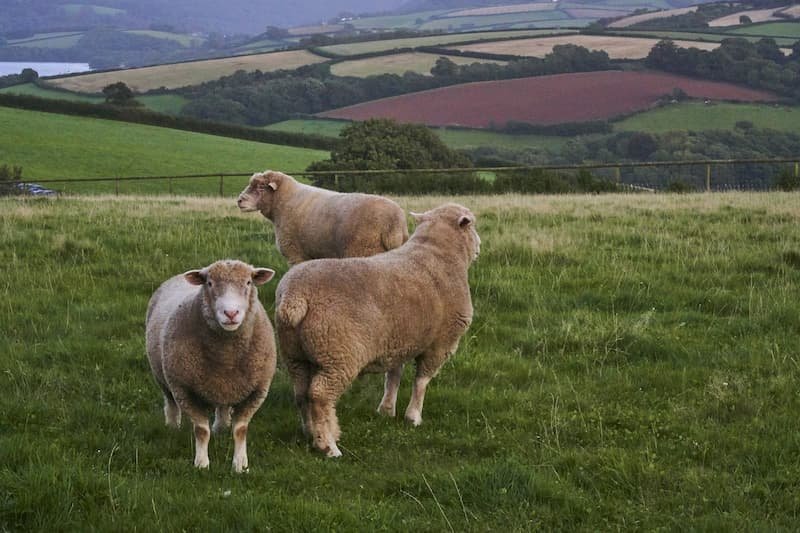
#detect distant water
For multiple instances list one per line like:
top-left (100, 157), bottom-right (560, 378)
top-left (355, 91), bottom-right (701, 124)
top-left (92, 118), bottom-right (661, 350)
top-left (0, 62), bottom-right (92, 77)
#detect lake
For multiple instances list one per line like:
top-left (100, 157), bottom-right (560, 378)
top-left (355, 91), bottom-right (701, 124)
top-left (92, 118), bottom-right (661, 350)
top-left (0, 62), bottom-right (92, 77)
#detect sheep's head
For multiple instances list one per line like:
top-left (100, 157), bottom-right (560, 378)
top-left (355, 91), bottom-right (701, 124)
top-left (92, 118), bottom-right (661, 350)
top-left (184, 260), bottom-right (275, 332)
top-left (411, 203), bottom-right (480, 264)
top-left (237, 171), bottom-right (289, 219)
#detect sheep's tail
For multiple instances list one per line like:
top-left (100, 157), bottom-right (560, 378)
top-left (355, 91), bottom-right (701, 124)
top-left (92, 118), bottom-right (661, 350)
top-left (382, 218), bottom-right (410, 251)
top-left (276, 293), bottom-right (308, 329)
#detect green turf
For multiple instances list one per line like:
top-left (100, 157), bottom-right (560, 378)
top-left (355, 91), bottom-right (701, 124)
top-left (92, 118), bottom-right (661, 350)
top-left (1, 192), bottom-right (799, 530)
top-left (615, 102), bottom-right (800, 133)
top-left (0, 106), bottom-right (327, 194)
top-left (729, 21), bottom-right (800, 38)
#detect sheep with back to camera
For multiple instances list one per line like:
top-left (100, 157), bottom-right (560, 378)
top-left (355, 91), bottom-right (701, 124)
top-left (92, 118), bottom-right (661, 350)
top-left (145, 259), bottom-right (277, 472)
top-left (275, 203), bottom-right (480, 457)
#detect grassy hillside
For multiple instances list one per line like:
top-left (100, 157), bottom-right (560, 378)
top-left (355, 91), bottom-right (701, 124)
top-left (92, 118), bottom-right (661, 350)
top-left (1, 192), bottom-right (799, 530)
top-left (0, 84), bottom-right (188, 114)
top-left (0, 106), bottom-right (328, 194)
top-left (615, 102), bottom-right (800, 133)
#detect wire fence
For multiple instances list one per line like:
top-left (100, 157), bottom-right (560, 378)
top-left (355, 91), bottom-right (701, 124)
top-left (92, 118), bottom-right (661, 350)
top-left (6, 157), bottom-right (800, 196)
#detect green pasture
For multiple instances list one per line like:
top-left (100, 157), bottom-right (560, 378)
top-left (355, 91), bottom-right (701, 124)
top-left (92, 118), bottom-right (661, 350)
top-left (729, 21), bottom-right (800, 38)
top-left (0, 84), bottom-right (188, 114)
top-left (6, 33), bottom-right (84, 49)
top-left (124, 30), bottom-right (205, 48)
top-left (614, 29), bottom-right (799, 47)
top-left (0, 106), bottom-right (327, 194)
top-left (318, 29), bottom-right (565, 56)
top-left (2, 192), bottom-right (799, 530)
top-left (615, 102), bottom-right (800, 133)
top-left (419, 10), bottom-right (572, 31)
top-left (349, 10), bottom-right (452, 30)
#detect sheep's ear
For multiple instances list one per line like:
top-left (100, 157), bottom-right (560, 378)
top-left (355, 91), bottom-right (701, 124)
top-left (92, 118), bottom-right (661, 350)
top-left (184, 270), bottom-right (206, 286)
top-left (252, 268), bottom-right (275, 286)
top-left (410, 211), bottom-right (427, 223)
top-left (458, 215), bottom-right (473, 228)
top-left (267, 181), bottom-right (278, 191)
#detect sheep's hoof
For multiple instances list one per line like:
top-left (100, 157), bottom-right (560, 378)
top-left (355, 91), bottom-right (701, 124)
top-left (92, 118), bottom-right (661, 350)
top-left (325, 445), bottom-right (342, 458)
top-left (377, 403), bottom-right (396, 417)
top-left (405, 413), bottom-right (423, 427)
top-left (232, 459), bottom-right (249, 473)
top-left (194, 457), bottom-right (210, 469)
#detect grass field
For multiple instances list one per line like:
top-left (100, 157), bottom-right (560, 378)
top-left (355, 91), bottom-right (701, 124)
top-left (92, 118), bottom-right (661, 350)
top-left (2, 192), bottom-right (799, 530)
top-left (0, 84), bottom-right (188, 114)
top-left (6, 32), bottom-right (84, 49)
top-left (317, 29), bottom-right (569, 56)
top-left (0, 106), bottom-right (327, 194)
top-left (615, 102), bottom-right (800, 133)
top-left (45, 50), bottom-right (327, 93)
top-left (331, 52), bottom-right (506, 77)
top-left (61, 3), bottom-right (126, 16)
top-left (419, 10), bottom-right (574, 31)
top-left (265, 119), bottom-right (569, 151)
top-left (729, 21), bottom-right (800, 38)
top-left (124, 30), bottom-right (205, 48)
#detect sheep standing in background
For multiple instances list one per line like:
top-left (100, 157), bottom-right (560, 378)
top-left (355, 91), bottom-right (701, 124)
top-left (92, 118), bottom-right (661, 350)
top-left (146, 260), bottom-right (277, 472)
top-left (275, 203), bottom-right (480, 457)
top-left (237, 170), bottom-right (408, 265)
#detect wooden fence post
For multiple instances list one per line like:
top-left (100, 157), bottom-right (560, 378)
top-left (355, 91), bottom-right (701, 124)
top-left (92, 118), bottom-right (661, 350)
top-left (705, 164), bottom-right (711, 192)
top-left (795, 162), bottom-right (798, 178)
top-left (169, 177), bottom-right (173, 195)
top-left (219, 175), bottom-right (224, 197)
top-left (115, 178), bottom-right (119, 195)
top-left (615, 167), bottom-right (620, 185)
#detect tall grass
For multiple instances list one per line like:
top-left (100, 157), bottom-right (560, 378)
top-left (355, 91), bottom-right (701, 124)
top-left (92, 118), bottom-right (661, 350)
top-left (1, 192), bottom-right (799, 530)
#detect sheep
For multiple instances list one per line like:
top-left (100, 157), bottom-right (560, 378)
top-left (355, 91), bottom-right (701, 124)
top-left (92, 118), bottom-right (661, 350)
top-left (145, 259), bottom-right (277, 472)
top-left (274, 203), bottom-right (480, 457)
top-left (237, 170), bottom-right (408, 265)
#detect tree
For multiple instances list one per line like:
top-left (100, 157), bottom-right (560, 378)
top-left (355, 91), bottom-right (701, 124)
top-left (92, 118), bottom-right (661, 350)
top-left (739, 15), bottom-right (752, 24)
top-left (102, 81), bottom-right (138, 106)
top-left (430, 56), bottom-right (459, 77)
top-left (264, 26), bottom-right (290, 40)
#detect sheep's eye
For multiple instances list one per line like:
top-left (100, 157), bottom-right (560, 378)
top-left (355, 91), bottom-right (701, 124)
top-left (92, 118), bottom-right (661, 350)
top-left (246, 280), bottom-right (252, 286)
top-left (207, 281), bottom-right (213, 287)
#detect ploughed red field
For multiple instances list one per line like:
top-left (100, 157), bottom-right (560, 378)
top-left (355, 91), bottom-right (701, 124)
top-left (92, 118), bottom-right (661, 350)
top-left (318, 70), bottom-right (780, 127)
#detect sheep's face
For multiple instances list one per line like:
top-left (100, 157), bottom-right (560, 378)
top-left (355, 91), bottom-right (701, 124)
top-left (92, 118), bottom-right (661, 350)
top-left (237, 171), bottom-right (283, 218)
top-left (185, 260), bottom-right (275, 332)
top-left (412, 203), bottom-right (481, 264)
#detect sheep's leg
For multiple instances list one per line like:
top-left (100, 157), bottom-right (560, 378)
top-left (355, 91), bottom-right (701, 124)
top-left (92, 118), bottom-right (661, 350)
top-left (171, 387), bottom-right (212, 469)
top-left (230, 386), bottom-right (270, 473)
top-left (212, 406), bottom-right (232, 433)
top-left (307, 366), bottom-right (358, 458)
top-left (377, 364), bottom-right (404, 417)
top-left (162, 390), bottom-right (181, 428)
top-left (405, 352), bottom-right (449, 427)
top-left (285, 359), bottom-right (314, 436)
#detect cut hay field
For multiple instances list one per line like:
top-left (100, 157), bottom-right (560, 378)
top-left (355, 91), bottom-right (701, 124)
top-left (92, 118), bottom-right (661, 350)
top-left (0, 106), bottom-right (327, 194)
top-left (317, 29), bottom-right (566, 56)
top-left (447, 34), bottom-right (720, 59)
top-left (320, 71), bottom-right (780, 128)
top-left (2, 192), bottom-right (799, 530)
top-left (44, 50), bottom-right (327, 93)
top-left (709, 7), bottom-right (786, 27)
top-left (330, 52), bottom-right (506, 77)
top-left (607, 6), bottom-right (699, 28)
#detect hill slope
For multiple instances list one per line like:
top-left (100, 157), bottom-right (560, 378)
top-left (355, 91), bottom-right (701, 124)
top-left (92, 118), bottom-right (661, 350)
top-left (0, 106), bottom-right (328, 194)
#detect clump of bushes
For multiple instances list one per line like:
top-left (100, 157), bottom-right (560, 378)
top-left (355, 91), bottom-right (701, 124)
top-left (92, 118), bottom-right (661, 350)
top-left (0, 164), bottom-right (23, 195)
top-left (774, 168), bottom-right (800, 191)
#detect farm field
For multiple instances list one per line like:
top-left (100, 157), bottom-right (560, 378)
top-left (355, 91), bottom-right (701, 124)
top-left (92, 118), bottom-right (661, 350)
top-left (615, 102), bottom-right (800, 133)
top-left (265, 119), bottom-right (569, 151)
top-left (2, 192), bottom-right (799, 530)
top-left (612, 29), bottom-right (799, 47)
top-left (729, 21), bottom-right (800, 38)
top-left (0, 83), bottom-right (188, 114)
top-left (443, 2), bottom-right (560, 17)
top-left (709, 7), bottom-right (786, 27)
top-left (607, 6), bottom-right (699, 28)
top-left (447, 34), bottom-right (720, 59)
top-left (44, 50), bottom-right (327, 93)
top-left (419, 11), bottom-right (583, 31)
top-left (320, 71), bottom-right (780, 128)
top-left (0, 106), bottom-right (327, 194)
top-left (6, 32), bottom-right (84, 49)
top-left (317, 29), bottom-right (569, 56)
top-left (124, 30), bottom-right (205, 47)
top-left (330, 52), bottom-right (506, 77)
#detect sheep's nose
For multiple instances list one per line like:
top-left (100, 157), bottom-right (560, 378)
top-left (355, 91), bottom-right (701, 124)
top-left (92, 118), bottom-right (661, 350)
top-left (236, 197), bottom-right (243, 205)
top-left (224, 309), bottom-right (239, 320)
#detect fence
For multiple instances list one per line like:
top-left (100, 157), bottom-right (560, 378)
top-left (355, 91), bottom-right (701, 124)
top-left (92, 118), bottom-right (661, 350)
top-left (7, 157), bottom-right (800, 196)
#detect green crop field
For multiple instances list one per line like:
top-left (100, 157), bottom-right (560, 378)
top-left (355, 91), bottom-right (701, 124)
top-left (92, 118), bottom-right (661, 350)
top-left (2, 192), bottom-right (799, 530)
top-left (0, 106), bottom-right (328, 194)
top-left (0, 84), bottom-right (188, 114)
top-left (265, 119), bottom-right (570, 151)
top-left (729, 21), bottom-right (800, 38)
top-left (615, 102), bottom-right (800, 133)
